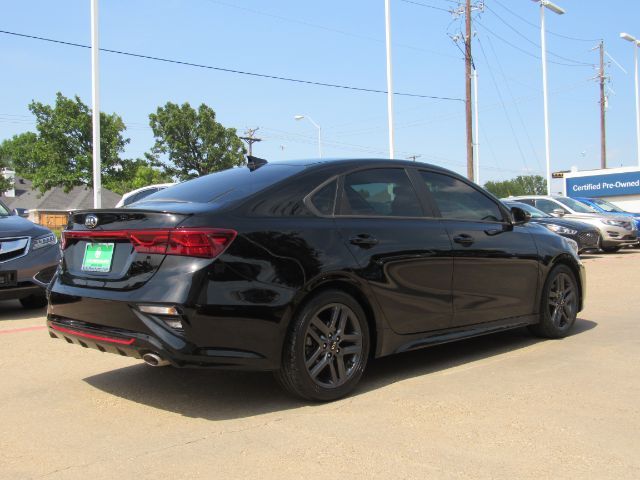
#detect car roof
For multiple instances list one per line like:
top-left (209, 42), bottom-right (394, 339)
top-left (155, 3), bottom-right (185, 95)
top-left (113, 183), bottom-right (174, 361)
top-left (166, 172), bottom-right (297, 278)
top-left (269, 157), bottom-right (456, 175)
top-left (122, 183), bottom-right (176, 199)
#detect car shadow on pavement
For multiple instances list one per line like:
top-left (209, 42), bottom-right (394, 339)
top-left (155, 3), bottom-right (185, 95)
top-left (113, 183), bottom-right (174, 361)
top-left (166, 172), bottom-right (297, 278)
top-left (83, 318), bottom-right (597, 421)
top-left (0, 300), bottom-right (46, 321)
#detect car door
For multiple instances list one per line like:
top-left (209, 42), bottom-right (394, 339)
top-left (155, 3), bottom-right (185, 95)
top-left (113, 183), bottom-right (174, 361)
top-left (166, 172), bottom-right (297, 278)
top-left (333, 167), bottom-right (453, 335)
top-left (418, 171), bottom-right (539, 327)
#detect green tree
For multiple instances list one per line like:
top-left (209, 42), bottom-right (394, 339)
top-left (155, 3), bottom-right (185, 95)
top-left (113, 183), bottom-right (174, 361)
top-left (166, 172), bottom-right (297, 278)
top-left (0, 132), bottom-right (40, 180)
top-left (148, 102), bottom-right (246, 181)
top-left (484, 175), bottom-right (547, 199)
top-left (26, 92), bottom-right (130, 193)
top-left (103, 159), bottom-right (174, 195)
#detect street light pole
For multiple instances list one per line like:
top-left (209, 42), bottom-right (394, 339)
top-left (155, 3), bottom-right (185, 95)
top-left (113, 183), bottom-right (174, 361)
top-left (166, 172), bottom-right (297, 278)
top-left (533, 0), bottom-right (564, 195)
top-left (384, 0), bottom-right (395, 159)
top-left (621, 33), bottom-right (640, 166)
top-left (91, 0), bottom-right (101, 208)
top-left (294, 115), bottom-right (322, 158)
top-left (473, 67), bottom-right (480, 184)
top-left (533, 0), bottom-right (565, 195)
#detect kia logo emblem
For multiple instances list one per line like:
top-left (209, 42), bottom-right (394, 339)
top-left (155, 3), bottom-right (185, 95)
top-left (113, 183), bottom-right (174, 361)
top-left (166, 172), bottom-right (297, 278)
top-left (85, 214), bottom-right (99, 229)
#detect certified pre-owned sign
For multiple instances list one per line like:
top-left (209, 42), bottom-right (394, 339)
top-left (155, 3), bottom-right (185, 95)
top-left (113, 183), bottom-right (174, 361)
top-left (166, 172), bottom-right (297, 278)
top-left (566, 171), bottom-right (640, 198)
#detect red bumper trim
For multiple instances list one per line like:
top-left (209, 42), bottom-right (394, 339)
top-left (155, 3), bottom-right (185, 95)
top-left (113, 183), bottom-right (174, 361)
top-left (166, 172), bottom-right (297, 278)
top-left (50, 324), bottom-right (136, 345)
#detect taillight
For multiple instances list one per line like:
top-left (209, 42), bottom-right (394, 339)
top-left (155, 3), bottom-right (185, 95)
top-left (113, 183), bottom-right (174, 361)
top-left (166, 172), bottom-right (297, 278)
top-left (62, 228), bottom-right (237, 259)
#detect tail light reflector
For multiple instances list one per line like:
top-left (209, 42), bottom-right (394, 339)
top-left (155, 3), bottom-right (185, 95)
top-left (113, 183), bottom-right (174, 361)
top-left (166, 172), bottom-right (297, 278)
top-left (62, 228), bottom-right (236, 259)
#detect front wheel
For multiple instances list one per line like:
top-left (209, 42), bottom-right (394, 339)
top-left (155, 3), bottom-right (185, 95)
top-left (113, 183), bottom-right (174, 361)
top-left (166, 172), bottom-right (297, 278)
top-left (276, 290), bottom-right (370, 402)
top-left (528, 265), bottom-right (578, 339)
top-left (601, 246), bottom-right (621, 253)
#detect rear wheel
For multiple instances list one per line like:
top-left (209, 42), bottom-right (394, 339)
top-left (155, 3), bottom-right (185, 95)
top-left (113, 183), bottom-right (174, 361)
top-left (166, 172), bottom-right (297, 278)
top-left (601, 246), bottom-right (621, 253)
top-left (528, 265), bottom-right (578, 339)
top-left (276, 290), bottom-right (370, 402)
top-left (19, 294), bottom-right (47, 309)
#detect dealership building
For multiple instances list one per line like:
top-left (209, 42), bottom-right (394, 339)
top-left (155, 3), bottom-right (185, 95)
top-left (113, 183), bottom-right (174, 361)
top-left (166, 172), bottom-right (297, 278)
top-left (562, 166), bottom-right (640, 212)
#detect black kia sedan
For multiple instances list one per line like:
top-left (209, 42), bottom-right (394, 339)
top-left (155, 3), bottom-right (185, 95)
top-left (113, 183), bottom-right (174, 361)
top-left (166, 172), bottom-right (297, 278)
top-left (48, 158), bottom-right (585, 401)
top-left (503, 200), bottom-right (600, 253)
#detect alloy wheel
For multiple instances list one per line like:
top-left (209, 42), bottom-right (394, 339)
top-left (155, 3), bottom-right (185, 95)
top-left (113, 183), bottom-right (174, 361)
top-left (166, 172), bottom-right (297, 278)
top-left (547, 272), bottom-right (577, 329)
top-left (304, 303), bottom-right (363, 388)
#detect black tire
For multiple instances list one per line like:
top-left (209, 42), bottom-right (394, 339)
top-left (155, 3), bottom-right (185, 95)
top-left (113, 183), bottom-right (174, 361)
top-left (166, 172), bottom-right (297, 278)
top-left (19, 294), bottom-right (48, 309)
top-left (601, 246), bottom-right (620, 253)
top-left (275, 290), bottom-right (370, 402)
top-left (528, 265), bottom-right (578, 339)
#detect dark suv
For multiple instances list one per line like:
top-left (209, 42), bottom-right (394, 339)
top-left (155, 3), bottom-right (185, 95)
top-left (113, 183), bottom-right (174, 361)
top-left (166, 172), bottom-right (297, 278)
top-left (0, 201), bottom-right (60, 308)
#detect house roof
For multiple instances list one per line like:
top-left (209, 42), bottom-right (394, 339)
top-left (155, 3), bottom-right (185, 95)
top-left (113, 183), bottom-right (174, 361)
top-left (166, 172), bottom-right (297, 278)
top-left (1, 177), bottom-right (121, 211)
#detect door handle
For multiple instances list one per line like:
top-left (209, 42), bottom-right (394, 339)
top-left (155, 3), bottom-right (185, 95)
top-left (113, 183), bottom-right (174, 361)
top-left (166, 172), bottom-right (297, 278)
top-left (349, 234), bottom-right (379, 248)
top-left (453, 234), bottom-right (474, 246)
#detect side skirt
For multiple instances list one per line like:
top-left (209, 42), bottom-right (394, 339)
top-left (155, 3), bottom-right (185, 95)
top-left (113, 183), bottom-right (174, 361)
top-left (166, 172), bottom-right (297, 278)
top-left (386, 315), bottom-right (539, 356)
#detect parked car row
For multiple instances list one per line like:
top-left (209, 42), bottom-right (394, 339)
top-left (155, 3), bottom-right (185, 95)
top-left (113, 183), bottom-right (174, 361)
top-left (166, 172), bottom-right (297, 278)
top-left (504, 195), bottom-right (639, 253)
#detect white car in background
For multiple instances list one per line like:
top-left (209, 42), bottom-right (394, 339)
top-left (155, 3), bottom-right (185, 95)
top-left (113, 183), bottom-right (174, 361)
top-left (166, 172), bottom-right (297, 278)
top-left (116, 183), bottom-right (176, 208)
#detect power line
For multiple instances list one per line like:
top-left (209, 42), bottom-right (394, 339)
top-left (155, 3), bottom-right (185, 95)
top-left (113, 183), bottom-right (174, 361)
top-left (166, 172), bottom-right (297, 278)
top-left (476, 36), bottom-right (531, 173)
top-left (399, 0), bottom-right (452, 13)
top-left (484, 36), bottom-right (543, 171)
top-left (491, 0), bottom-right (600, 43)
top-left (0, 29), bottom-right (463, 102)
top-left (484, 4), bottom-right (594, 66)
top-left (476, 22), bottom-right (593, 68)
top-left (201, 0), bottom-right (460, 59)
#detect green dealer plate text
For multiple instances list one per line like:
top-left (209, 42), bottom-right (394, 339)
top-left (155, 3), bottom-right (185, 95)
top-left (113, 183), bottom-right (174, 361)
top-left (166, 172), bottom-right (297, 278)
top-left (81, 243), bottom-right (115, 273)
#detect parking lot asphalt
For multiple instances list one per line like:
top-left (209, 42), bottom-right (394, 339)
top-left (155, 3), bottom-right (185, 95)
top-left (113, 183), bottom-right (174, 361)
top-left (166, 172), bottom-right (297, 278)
top-left (1, 251), bottom-right (639, 479)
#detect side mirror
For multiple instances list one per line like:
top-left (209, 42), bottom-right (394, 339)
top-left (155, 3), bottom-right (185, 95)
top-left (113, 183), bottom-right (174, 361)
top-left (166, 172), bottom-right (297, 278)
top-left (511, 206), bottom-right (531, 225)
top-left (552, 208), bottom-right (566, 217)
top-left (13, 208), bottom-right (29, 218)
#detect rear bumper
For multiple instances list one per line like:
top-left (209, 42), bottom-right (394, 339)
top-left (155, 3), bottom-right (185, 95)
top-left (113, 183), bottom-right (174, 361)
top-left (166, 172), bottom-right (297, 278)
top-left (46, 286), bottom-right (290, 371)
top-left (47, 315), bottom-right (276, 370)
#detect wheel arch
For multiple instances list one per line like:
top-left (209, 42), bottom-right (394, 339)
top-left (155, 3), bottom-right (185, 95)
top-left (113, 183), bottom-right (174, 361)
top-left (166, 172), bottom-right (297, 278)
top-left (547, 254), bottom-right (584, 312)
top-left (287, 275), bottom-right (385, 359)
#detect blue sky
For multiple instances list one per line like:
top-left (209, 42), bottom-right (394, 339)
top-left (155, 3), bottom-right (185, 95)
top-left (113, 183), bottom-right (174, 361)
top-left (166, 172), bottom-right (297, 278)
top-left (1, 0), bottom-right (639, 184)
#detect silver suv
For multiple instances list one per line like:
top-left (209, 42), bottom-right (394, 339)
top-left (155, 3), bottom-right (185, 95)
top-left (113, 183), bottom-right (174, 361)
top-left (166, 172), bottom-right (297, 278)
top-left (510, 195), bottom-right (638, 252)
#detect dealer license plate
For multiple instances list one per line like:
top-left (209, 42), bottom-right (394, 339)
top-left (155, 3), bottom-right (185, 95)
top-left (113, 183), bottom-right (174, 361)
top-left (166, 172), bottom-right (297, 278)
top-left (81, 243), bottom-right (115, 273)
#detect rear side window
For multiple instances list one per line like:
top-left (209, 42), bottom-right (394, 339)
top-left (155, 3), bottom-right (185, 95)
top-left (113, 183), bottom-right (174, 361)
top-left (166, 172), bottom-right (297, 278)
top-left (310, 180), bottom-right (337, 216)
top-left (421, 171), bottom-right (504, 222)
top-left (140, 164), bottom-right (306, 205)
top-left (339, 168), bottom-right (422, 217)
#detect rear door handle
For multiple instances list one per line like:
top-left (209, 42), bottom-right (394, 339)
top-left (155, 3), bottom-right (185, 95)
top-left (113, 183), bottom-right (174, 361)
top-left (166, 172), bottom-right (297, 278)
top-left (349, 234), bottom-right (379, 248)
top-left (453, 234), bottom-right (474, 246)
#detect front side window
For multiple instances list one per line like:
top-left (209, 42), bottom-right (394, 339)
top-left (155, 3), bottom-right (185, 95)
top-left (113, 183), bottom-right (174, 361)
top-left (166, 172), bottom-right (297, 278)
top-left (507, 202), bottom-right (550, 218)
top-left (535, 199), bottom-right (567, 214)
top-left (339, 168), bottom-right (422, 217)
top-left (555, 197), bottom-right (597, 213)
top-left (421, 172), bottom-right (504, 222)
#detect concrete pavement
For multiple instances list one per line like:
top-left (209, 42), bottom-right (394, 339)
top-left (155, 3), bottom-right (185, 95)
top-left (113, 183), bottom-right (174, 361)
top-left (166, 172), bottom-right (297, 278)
top-left (1, 251), bottom-right (639, 479)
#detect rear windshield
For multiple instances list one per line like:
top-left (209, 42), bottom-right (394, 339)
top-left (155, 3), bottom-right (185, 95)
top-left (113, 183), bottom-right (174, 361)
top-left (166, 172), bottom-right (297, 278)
top-left (136, 164), bottom-right (306, 205)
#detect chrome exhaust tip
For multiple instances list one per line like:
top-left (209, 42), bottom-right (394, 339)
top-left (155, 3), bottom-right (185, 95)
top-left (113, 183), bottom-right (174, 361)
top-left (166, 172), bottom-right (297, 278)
top-left (142, 352), bottom-right (170, 367)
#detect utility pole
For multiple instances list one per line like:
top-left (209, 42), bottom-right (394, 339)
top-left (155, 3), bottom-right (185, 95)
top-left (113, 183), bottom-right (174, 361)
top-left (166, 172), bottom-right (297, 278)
top-left (464, 0), bottom-right (474, 181)
top-left (240, 128), bottom-right (262, 156)
top-left (599, 40), bottom-right (607, 169)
